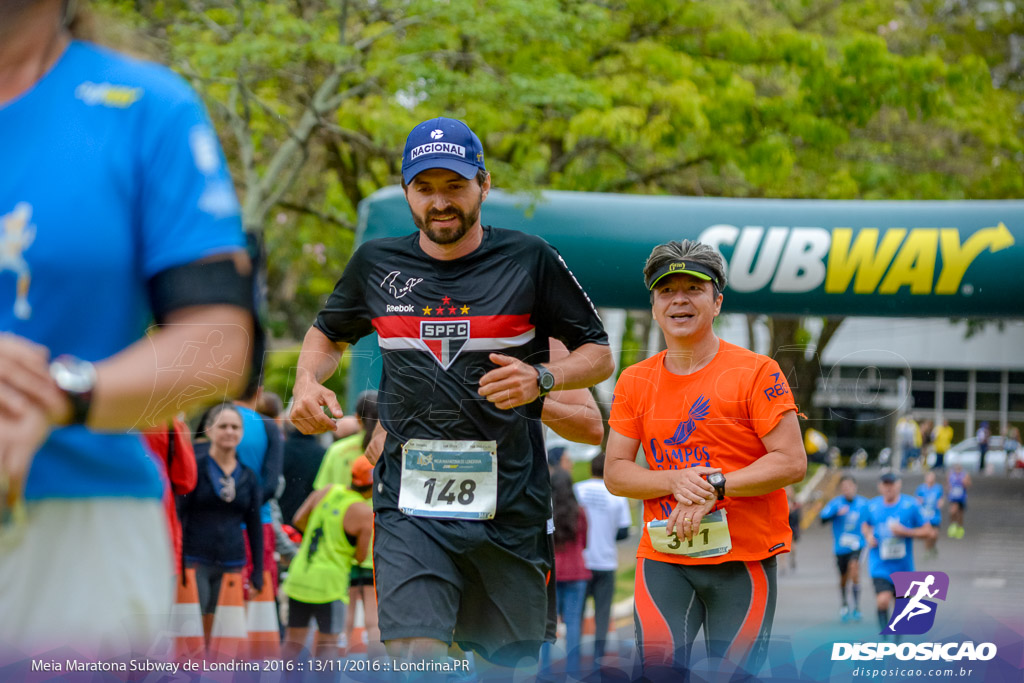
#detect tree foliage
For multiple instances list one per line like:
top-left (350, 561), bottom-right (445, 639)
top-left (93, 1), bottom-right (1023, 411)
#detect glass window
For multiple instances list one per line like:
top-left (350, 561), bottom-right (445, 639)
top-left (912, 368), bottom-right (937, 382)
top-left (854, 367), bottom-right (884, 391)
top-left (976, 370), bottom-right (1002, 384)
top-left (1009, 392), bottom-right (1024, 413)
top-left (876, 367), bottom-right (905, 380)
top-left (911, 389), bottom-right (935, 409)
top-left (942, 391), bottom-right (968, 410)
top-left (976, 392), bottom-right (1001, 412)
top-left (827, 407), bottom-right (889, 459)
top-left (840, 365), bottom-right (867, 379)
top-left (944, 370), bottom-right (969, 383)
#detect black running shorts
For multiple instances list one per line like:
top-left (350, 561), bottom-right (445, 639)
top-left (836, 551), bottom-right (860, 575)
top-left (349, 565), bottom-right (374, 588)
top-left (373, 507), bottom-right (551, 667)
top-left (287, 597), bottom-right (345, 634)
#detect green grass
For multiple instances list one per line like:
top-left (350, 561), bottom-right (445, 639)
top-left (614, 564), bottom-right (636, 603)
top-left (572, 459), bottom-right (593, 482)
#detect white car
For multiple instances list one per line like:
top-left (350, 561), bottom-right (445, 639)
top-left (928, 436), bottom-right (1007, 472)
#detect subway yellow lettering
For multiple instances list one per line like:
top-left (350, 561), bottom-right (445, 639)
top-left (700, 224), bottom-right (1016, 296)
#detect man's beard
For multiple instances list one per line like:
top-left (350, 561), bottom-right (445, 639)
top-left (412, 197), bottom-right (482, 246)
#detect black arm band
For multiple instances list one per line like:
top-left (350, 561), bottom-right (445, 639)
top-left (148, 257), bottom-right (254, 324)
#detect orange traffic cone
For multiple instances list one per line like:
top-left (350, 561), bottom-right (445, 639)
top-left (209, 572), bottom-right (248, 661)
top-left (170, 569), bottom-right (204, 661)
top-left (245, 570), bottom-right (280, 659)
top-left (347, 627), bottom-right (367, 655)
top-left (344, 596), bottom-right (366, 655)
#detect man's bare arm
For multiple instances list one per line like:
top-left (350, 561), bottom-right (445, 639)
top-left (344, 501), bottom-right (374, 564)
top-left (478, 342), bottom-right (613, 410)
top-left (292, 487), bottom-right (332, 531)
top-left (542, 389), bottom-right (603, 445)
top-left (364, 422), bottom-right (387, 465)
top-left (540, 338), bottom-right (604, 445)
top-left (290, 326), bottom-right (348, 434)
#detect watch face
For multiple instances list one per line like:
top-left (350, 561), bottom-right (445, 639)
top-left (708, 472), bottom-right (725, 487)
top-left (536, 365), bottom-right (555, 392)
top-left (51, 359), bottom-right (96, 394)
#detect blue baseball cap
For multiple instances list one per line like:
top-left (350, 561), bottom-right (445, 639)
top-left (402, 117), bottom-right (486, 184)
top-left (547, 447), bottom-right (567, 468)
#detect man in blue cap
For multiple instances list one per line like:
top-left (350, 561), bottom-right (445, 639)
top-left (290, 117), bottom-right (613, 669)
top-left (862, 471), bottom-right (935, 636)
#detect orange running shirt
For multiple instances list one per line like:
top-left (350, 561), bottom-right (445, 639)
top-left (609, 340), bottom-right (797, 565)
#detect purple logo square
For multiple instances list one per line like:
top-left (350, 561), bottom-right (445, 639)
top-left (883, 571), bottom-right (949, 635)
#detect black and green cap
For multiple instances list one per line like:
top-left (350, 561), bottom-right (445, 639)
top-left (645, 260), bottom-right (721, 290)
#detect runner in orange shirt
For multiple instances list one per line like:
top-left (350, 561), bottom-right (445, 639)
top-left (605, 240), bottom-right (807, 678)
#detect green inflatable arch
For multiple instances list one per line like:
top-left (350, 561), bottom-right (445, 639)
top-left (345, 187), bottom-right (1023, 400)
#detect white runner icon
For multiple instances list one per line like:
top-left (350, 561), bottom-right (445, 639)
top-left (889, 574), bottom-right (940, 630)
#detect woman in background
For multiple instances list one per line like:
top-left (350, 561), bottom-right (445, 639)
top-left (181, 403), bottom-right (264, 641)
top-left (541, 468), bottom-right (590, 674)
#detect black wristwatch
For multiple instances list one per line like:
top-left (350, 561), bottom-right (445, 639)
top-left (706, 472), bottom-right (726, 501)
top-left (533, 364), bottom-right (556, 397)
top-left (49, 355), bottom-right (97, 425)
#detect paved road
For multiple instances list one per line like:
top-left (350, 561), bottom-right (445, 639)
top-left (563, 468), bottom-right (1024, 680)
top-left (775, 468), bottom-right (1024, 656)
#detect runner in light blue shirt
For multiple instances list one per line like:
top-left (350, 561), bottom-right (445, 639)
top-left (862, 472), bottom-right (935, 637)
top-left (947, 464), bottom-right (971, 539)
top-left (820, 474), bottom-right (870, 621)
top-left (915, 470), bottom-right (944, 556)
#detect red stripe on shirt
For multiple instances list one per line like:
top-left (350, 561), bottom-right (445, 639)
top-left (372, 314), bottom-right (533, 339)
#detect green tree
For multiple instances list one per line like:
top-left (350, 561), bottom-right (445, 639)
top-left (92, 0), bottom-right (1023, 416)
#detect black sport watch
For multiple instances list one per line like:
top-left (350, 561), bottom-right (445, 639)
top-left (706, 472), bottom-right (726, 501)
top-left (533, 364), bottom-right (556, 397)
top-left (49, 355), bottom-right (97, 425)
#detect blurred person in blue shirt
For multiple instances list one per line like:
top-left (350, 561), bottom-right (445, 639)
top-left (862, 472), bottom-right (935, 636)
top-left (915, 470), bottom-right (944, 557)
top-left (0, 0), bottom-right (254, 656)
top-left (820, 475), bottom-right (870, 622)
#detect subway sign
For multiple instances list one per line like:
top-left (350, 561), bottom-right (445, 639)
top-left (698, 222), bottom-right (1014, 298)
top-left (358, 187), bottom-right (1023, 317)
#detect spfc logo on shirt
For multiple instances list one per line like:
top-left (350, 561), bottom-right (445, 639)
top-left (420, 320), bottom-right (470, 369)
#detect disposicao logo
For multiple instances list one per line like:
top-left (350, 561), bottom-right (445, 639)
top-left (831, 571), bottom-right (997, 662)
